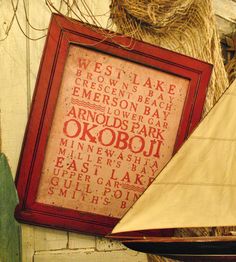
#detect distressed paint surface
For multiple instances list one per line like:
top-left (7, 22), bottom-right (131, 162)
top-left (213, 0), bottom-right (236, 37)
top-left (0, 0), bottom-right (235, 261)
top-left (0, 154), bottom-right (21, 262)
top-left (0, 0), bottom-right (28, 177)
top-left (34, 249), bottom-right (147, 262)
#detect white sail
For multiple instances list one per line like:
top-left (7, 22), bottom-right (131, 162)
top-left (112, 80), bottom-right (236, 234)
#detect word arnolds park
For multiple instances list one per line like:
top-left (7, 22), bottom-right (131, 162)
top-left (38, 46), bottom-right (186, 218)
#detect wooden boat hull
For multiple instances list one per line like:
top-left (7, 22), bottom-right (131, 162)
top-left (124, 240), bottom-right (236, 261)
top-left (165, 255), bottom-right (236, 261)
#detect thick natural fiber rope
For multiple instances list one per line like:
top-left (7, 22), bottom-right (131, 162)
top-left (110, 0), bottom-right (229, 115)
top-left (110, 1), bottom-right (231, 261)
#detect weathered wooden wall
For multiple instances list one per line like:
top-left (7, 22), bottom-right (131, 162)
top-left (0, 1), bottom-right (148, 261)
top-left (0, 0), bottom-right (235, 261)
top-left (213, 0), bottom-right (236, 37)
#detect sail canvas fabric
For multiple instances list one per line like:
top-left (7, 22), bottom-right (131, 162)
top-left (112, 79), bottom-right (236, 234)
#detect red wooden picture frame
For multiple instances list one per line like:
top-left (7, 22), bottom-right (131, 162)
top-left (15, 14), bottom-right (212, 236)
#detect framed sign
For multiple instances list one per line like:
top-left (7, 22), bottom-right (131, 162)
top-left (15, 14), bottom-right (212, 235)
